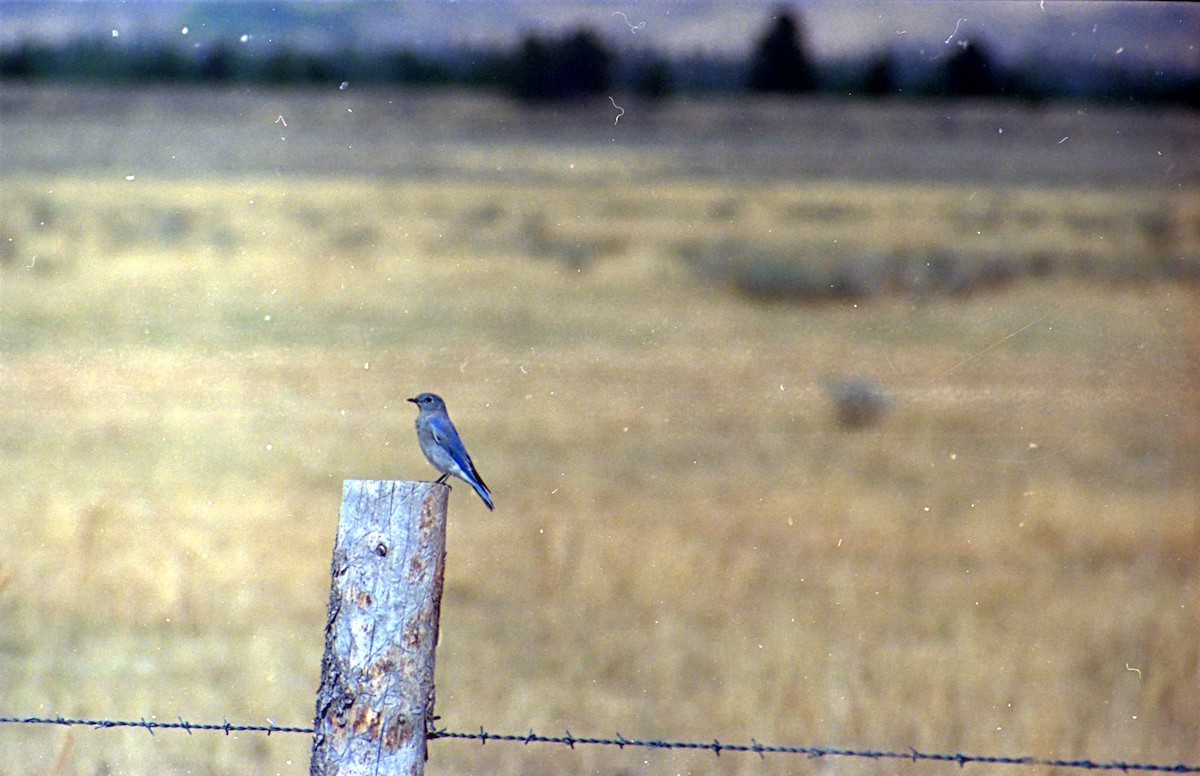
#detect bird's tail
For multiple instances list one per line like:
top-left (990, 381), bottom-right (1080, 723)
top-left (469, 477), bottom-right (494, 511)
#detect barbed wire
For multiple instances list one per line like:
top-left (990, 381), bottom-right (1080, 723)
top-left (0, 715), bottom-right (311, 736)
top-left (2, 714), bottom-right (1198, 772)
top-left (428, 728), bottom-right (1200, 773)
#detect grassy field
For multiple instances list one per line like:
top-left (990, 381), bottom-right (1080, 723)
top-left (1, 89), bottom-right (1198, 775)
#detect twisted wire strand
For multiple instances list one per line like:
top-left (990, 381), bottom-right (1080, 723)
top-left (2, 714), bottom-right (1198, 772)
top-left (429, 728), bottom-right (1200, 773)
top-left (0, 715), bottom-right (311, 736)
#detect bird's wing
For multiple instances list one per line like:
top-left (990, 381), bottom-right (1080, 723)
top-left (428, 415), bottom-right (480, 479)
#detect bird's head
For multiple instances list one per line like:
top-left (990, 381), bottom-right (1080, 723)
top-left (407, 392), bottom-right (447, 412)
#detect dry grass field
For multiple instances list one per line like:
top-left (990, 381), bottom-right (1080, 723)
top-left (1, 87), bottom-right (1198, 775)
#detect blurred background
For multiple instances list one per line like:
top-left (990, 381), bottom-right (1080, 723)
top-left (1, 2), bottom-right (1197, 774)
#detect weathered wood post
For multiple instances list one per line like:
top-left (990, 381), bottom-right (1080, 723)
top-left (310, 479), bottom-right (449, 776)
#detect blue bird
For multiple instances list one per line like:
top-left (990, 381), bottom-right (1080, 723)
top-left (407, 392), bottom-right (494, 510)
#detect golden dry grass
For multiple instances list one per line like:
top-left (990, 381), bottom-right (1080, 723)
top-left (1, 109), bottom-right (1199, 774)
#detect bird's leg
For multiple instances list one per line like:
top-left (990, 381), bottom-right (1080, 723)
top-left (435, 473), bottom-right (450, 484)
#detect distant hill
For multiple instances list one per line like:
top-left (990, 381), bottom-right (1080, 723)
top-left (1, 0), bottom-right (1196, 103)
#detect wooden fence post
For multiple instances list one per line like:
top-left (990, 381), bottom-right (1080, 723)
top-left (310, 479), bottom-right (449, 776)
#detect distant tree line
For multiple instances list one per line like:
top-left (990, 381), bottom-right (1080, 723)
top-left (1, 9), bottom-right (1196, 107)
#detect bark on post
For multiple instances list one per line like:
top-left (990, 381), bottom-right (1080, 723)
top-left (310, 479), bottom-right (449, 776)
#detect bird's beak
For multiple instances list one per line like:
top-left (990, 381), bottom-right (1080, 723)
top-left (406, 397), bottom-right (418, 404)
